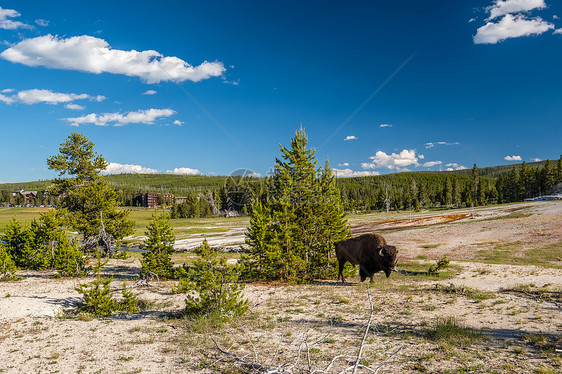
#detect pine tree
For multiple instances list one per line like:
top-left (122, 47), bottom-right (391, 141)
top-left (140, 213), bottom-right (176, 279)
top-left (1, 218), bottom-right (28, 268)
top-left (556, 155), bottom-right (562, 185)
top-left (47, 133), bottom-right (134, 255)
top-left (542, 159), bottom-right (555, 194)
top-left (0, 242), bottom-right (18, 281)
top-left (444, 177), bottom-right (453, 207)
top-left (243, 128), bottom-right (350, 282)
top-left (182, 239), bottom-right (247, 318)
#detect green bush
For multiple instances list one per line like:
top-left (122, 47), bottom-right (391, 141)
top-left (179, 239), bottom-right (247, 319)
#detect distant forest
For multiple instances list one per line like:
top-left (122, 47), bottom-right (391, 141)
top-left (1, 157), bottom-right (561, 216)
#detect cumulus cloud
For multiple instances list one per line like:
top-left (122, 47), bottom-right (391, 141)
top-left (173, 120), bottom-right (184, 126)
top-left (0, 93), bottom-right (15, 104)
top-left (0, 88), bottom-right (104, 106)
top-left (425, 141), bottom-right (460, 149)
top-left (338, 162), bottom-right (349, 167)
top-left (379, 123), bottom-right (392, 128)
top-left (65, 103), bottom-right (85, 110)
top-left (35, 19), bottom-right (49, 27)
top-left (474, 14), bottom-right (553, 44)
top-left (554, 28), bottom-right (562, 34)
top-left (486, 0), bottom-right (546, 21)
top-left (142, 90), bottom-right (157, 95)
top-left (1, 88), bottom-right (14, 93)
top-left (0, 6), bottom-right (32, 30)
top-left (504, 155), bottom-right (522, 161)
top-left (0, 34), bottom-right (226, 84)
top-left (65, 108), bottom-right (175, 127)
top-left (333, 168), bottom-right (380, 178)
top-left (166, 167), bottom-right (200, 175)
top-left (362, 149), bottom-right (420, 170)
top-left (531, 157), bottom-right (542, 161)
top-left (422, 161), bottom-right (442, 167)
top-left (445, 163), bottom-right (467, 171)
top-left (103, 162), bottom-right (158, 175)
top-left (344, 135), bottom-right (357, 141)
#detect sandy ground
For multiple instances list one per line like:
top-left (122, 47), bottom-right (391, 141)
top-left (0, 201), bottom-right (560, 373)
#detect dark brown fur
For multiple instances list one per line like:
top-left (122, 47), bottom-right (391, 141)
top-left (335, 233), bottom-right (398, 282)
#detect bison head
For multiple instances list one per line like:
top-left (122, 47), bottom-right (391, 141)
top-left (378, 245), bottom-right (398, 278)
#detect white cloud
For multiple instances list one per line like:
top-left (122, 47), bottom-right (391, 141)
top-left (362, 149), bottom-right (420, 170)
top-left (65, 108), bottom-right (175, 127)
top-left (425, 141), bottom-right (460, 149)
top-left (0, 88), bottom-right (103, 106)
top-left (1, 88), bottom-right (14, 93)
top-left (166, 167), bottom-right (200, 175)
top-left (0, 93), bottom-right (15, 104)
top-left (554, 15), bottom-right (559, 20)
top-left (1, 34), bottom-right (226, 84)
top-left (469, 18), bottom-right (476, 23)
top-left (504, 155), bottom-right (522, 161)
top-left (486, 0), bottom-right (546, 21)
top-left (0, 6), bottom-right (32, 30)
top-left (422, 161), bottom-right (442, 167)
top-left (344, 135), bottom-right (358, 141)
top-left (531, 157), bottom-right (542, 161)
top-left (35, 19), bottom-right (49, 27)
top-left (65, 103), bottom-right (85, 110)
top-left (445, 163), bottom-right (467, 170)
top-left (16, 89), bottom-right (89, 104)
top-left (173, 120), bottom-right (184, 126)
top-left (142, 90), bottom-right (157, 95)
top-left (379, 123), bottom-right (392, 128)
top-left (338, 162), bottom-right (349, 167)
top-left (333, 168), bottom-right (380, 178)
top-left (474, 14), bottom-right (553, 44)
top-left (103, 162), bottom-right (158, 175)
top-left (554, 28), bottom-right (562, 34)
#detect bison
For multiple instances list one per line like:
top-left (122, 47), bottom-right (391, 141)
top-left (335, 233), bottom-right (398, 283)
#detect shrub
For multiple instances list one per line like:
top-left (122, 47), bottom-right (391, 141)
top-left (179, 239), bottom-right (247, 319)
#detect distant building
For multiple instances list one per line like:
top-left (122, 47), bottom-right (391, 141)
top-left (136, 192), bottom-right (174, 208)
top-left (12, 190), bottom-right (38, 204)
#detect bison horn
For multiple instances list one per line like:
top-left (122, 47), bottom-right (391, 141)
top-left (378, 248), bottom-right (383, 257)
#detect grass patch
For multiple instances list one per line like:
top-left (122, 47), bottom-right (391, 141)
top-left (477, 241), bottom-right (562, 268)
top-left (420, 244), bottom-right (440, 249)
top-left (434, 284), bottom-right (496, 302)
top-left (426, 316), bottom-right (482, 346)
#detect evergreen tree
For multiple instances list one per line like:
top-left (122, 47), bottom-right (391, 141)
top-left (243, 128), bottom-right (350, 282)
top-left (181, 239), bottom-right (247, 318)
top-left (542, 159), bottom-right (555, 194)
top-left (1, 218), bottom-right (28, 268)
top-left (556, 155), bottom-right (562, 185)
top-left (444, 177), bottom-right (453, 207)
top-left (47, 133), bottom-right (134, 255)
top-left (0, 242), bottom-right (18, 281)
top-left (140, 213), bottom-right (176, 279)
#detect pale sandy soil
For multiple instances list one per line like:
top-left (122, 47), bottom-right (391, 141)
top-left (0, 201), bottom-right (560, 373)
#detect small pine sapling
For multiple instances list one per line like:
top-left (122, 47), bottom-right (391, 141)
top-left (0, 243), bottom-right (20, 281)
top-left (75, 249), bottom-right (115, 316)
top-left (181, 239), bottom-right (247, 319)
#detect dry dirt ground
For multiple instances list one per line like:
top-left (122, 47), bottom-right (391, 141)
top-left (0, 201), bottom-right (561, 374)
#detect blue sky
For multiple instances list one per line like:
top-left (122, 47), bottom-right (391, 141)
top-left (1, 0), bottom-right (561, 182)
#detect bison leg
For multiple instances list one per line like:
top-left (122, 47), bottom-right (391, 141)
top-left (338, 259), bottom-right (346, 283)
